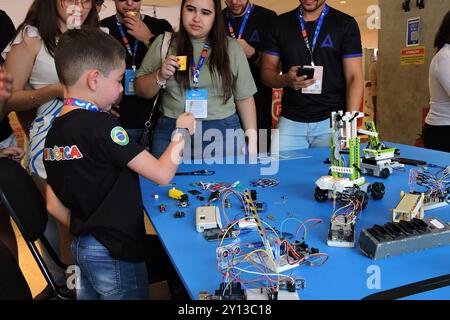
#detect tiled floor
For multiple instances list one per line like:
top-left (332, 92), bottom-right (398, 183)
top-left (13, 215), bottom-right (172, 300)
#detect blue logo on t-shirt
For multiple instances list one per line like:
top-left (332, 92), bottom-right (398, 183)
top-left (249, 30), bottom-right (261, 43)
top-left (321, 34), bottom-right (334, 48)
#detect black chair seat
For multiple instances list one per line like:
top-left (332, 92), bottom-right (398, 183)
top-left (0, 158), bottom-right (73, 300)
top-left (0, 240), bottom-right (32, 300)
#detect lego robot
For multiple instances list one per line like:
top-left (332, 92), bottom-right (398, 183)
top-left (358, 121), bottom-right (404, 179)
top-left (314, 111), bottom-right (385, 247)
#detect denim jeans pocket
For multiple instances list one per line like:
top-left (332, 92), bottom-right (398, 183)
top-left (84, 257), bottom-right (121, 296)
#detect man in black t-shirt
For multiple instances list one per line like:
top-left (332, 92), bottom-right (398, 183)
top-left (100, 0), bottom-right (173, 142)
top-left (261, 0), bottom-right (363, 152)
top-left (44, 28), bottom-right (195, 300)
top-left (222, 0), bottom-right (277, 153)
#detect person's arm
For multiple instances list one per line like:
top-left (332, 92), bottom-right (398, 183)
top-left (0, 67), bottom-right (13, 119)
top-left (260, 53), bottom-right (315, 90)
top-left (340, 17), bottom-right (363, 113)
top-left (46, 184), bottom-right (71, 228)
top-left (435, 54), bottom-right (450, 96)
top-left (3, 33), bottom-right (63, 114)
top-left (135, 55), bottom-right (179, 99)
top-left (134, 69), bottom-right (162, 99)
top-left (343, 57), bottom-right (364, 112)
top-left (127, 112), bottom-right (195, 184)
top-left (236, 39), bottom-right (256, 59)
top-left (0, 146), bottom-right (25, 161)
top-left (235, 96), bottom-right (257, 155)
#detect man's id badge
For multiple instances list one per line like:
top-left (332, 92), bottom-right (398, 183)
top-left (124, 69), bottom-right (136, 96)
top-left (185, 89), bottom-right (207, 119)
top-left (302, 66), bottom-right (324, 95)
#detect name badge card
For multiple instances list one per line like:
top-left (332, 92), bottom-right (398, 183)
top-left (186, 89), bottom-right (208, 119)
top-left (302, 66), bottom-right (324, 95)
top-left (124, 69), bottom-right (136, 96)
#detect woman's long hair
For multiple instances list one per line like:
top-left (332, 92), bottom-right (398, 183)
top-left (175, 0), bottom-right (233, 102)
top-left (435, 10), bottom-right (450, 53)
top-left (15, 0), bottom-right (98, 57)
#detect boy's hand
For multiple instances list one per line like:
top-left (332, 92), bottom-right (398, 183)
top-left (0, 147), bottom-right (25, 161)
top-left (176, 112), bottom-right (195, 135)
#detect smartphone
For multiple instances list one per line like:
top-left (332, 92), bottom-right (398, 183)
top-left (297, 66), bottom-right (315, 79)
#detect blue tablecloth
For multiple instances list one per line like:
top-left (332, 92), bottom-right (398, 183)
top-left (140, 144), bottom-right (450, 300)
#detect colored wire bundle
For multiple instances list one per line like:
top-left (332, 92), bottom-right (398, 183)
top-left (409, 168), bottom-right (450, 202)
top-left (191, 180), bottom-right (242, 192)
top-left (216, 212), bottom-right (327, 295)
top-left (331, 188), bottom-right (365, 225)
top-left (250, 178), bottom-right (280, 188)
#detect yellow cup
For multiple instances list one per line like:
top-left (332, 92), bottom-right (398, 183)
top-left (177, 56), bottom-right (187, 71)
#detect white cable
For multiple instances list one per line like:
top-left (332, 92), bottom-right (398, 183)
top-left (228, 266), bottom-right (295, 283)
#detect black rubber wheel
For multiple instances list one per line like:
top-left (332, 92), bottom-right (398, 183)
top-left (314, 187), bottom-right (328, 202)
top-left (371, 182), bottom-right (385, 200)
top-left (379, 168), bottom-right (390, 179)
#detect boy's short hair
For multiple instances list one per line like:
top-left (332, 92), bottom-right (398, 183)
top-left (55, 27), bottom-right (126, 86)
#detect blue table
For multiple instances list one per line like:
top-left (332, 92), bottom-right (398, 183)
top-left (140, 144), bottom-right (450, 300)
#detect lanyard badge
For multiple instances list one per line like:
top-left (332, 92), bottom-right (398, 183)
top-left (297, 4), bottom-right (329, 66)
top-left (116, 15), bottom-right (140, 95)
top-left (64, 98), bottom-right (100, 112)
top-left (115, 15), bottom-right (139, 69)
top-left (191, 43), bottom-right (209, 88)
top-left (227, 3), bottom-right (255, 40)
top-left (186, 43), bottom-right (209, 119)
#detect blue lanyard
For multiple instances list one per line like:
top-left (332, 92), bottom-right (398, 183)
top-left (115, 15), bottom-right (139, 69)
top-left (227, 3), bottom-right (255, 39)
top-left (297, 4), bottom-right (329, 65)
top-left (191, 43), bottom-right (209, 88)
top-left (64, 98), bottom-right (100, 112)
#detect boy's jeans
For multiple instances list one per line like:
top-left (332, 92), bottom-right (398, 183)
top-left (71, 235), bottom-right (148, 300)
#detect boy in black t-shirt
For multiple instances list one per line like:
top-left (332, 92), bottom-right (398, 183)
top-left (44, 28), bottom-right (195, 300)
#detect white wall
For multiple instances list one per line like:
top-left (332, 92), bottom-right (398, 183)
top-left (0, 0), bottom-right (180, 30)
top-left (0, 0), bottom-right (34, 27)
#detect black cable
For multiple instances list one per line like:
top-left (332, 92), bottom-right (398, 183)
top-left (363, 274), bottom-right (450, 300)
top-left (175, 169), bottom-right (215, 176)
